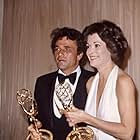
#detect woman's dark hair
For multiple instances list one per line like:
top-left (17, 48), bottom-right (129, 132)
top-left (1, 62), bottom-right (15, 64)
top-left (50, 27), bottom-right (87, 66)
top-left (82, 20), bottom-right (129, 68)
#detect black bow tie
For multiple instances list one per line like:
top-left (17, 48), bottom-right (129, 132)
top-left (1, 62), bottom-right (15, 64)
top-left (58, 72), bottom-right (77, 85)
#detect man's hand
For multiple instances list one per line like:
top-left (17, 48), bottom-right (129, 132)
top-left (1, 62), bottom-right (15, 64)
top-left (27, 121), bottom-right (42, 140)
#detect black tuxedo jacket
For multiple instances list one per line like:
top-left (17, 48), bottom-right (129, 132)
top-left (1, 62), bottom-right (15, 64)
top-left (34, 68), bottom-right (95, 140)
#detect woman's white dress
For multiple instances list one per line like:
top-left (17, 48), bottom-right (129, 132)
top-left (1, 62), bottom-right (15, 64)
top-left (85, 65), bottom-right (120, 140)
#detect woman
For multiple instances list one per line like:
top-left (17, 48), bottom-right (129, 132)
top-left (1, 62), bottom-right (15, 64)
top-left (63, 20), bottom-right (136, 140)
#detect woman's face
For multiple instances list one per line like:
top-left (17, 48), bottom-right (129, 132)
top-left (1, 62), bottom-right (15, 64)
top-left (86, 33), bottom-right (112, 69)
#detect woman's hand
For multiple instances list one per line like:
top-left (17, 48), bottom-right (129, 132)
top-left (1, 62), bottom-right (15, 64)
top-left (62, 106), bottom-right (87, 127)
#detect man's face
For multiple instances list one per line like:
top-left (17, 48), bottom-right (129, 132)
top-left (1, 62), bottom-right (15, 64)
top-left (54, 36), bottom-right (83, 74)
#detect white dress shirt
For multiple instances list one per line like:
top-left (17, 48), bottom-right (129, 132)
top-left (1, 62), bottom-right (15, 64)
top-left (53, 66), bottom-right (81, 118)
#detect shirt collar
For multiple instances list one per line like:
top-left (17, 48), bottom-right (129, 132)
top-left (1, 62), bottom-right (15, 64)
top-left (58, 65), bottom-right (81, 76)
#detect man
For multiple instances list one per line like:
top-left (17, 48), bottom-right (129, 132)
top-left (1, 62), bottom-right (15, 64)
top-left (28, 27), bottom-right (96, 140)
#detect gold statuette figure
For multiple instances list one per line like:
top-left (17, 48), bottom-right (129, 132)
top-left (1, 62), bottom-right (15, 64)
top-left (55, 82), bottom-right (94, 140)
top-left (16, 88), bottom-right (53, 140)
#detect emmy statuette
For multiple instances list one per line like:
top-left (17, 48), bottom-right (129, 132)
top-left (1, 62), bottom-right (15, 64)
top-left (16, 88), bottom-right (53, 140)
top-left (55, 82), bottom-right (94, 140)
